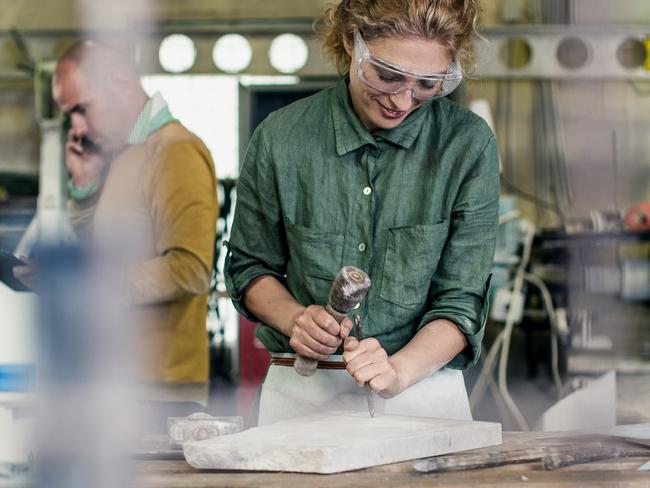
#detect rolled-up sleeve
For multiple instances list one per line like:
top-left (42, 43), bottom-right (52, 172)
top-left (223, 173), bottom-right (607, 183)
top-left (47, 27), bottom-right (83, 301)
top-left (224, 121), bottom-right (287, 321)
top-left (418, 135), bottom-right (500, 369)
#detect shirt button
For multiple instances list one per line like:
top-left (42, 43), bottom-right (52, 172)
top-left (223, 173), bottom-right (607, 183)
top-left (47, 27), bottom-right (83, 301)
top-left (358, 242), bottom-right (367, 252)
top-left (363, 186), bottom-right (372, 196)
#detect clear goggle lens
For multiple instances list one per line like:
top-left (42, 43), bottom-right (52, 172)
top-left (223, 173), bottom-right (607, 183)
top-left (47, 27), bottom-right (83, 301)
top-left (355, 31), bottom-right (463, 101)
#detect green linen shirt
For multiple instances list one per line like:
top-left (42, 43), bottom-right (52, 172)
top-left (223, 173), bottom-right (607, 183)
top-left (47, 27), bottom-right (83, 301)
top-left (225, 78), bottom-right (499, 369)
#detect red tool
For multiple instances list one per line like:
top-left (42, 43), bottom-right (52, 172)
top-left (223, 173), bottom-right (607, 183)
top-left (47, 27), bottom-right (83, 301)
top-left (625, 202), bottom-right (650, 231)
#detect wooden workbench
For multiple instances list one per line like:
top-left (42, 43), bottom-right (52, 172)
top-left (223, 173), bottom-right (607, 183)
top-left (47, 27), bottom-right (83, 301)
top-left (132, 430), bottom-right (650, 487)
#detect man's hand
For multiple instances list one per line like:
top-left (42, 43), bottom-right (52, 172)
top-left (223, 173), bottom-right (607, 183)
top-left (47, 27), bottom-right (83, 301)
top-left (13, 256), bottom-right (38, 291)
top-left (289, 305), bottom-right (353, 361)
top-left (343, 336), bottom-right (405, 399)
top-left (66, 129), bottom-right (106, 188)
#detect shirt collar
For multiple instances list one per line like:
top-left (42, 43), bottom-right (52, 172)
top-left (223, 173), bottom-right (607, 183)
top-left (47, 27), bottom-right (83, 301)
top-left (330, 77), bottom-right (433, 157)
top-left (127, 92), bottom-right (176, 145)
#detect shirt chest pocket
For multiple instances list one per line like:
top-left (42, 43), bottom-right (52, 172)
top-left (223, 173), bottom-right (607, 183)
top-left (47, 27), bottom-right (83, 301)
top-left (285, 222), bottom-right (344, 281)
top-left (380, 222), bottom-right (449, 309)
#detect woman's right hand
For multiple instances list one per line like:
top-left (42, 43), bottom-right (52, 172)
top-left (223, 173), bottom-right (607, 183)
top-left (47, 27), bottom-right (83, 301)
top-left (289, 305), bottom-right (353, 360)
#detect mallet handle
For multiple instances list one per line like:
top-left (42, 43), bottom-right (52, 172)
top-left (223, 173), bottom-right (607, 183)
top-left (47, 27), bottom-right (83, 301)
top-left (293, 304), bottom-right (348, 376)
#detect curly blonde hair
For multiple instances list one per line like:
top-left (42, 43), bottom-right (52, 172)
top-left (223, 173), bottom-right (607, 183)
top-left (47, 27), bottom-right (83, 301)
top-left (314, 0), bottom-right (480, 75)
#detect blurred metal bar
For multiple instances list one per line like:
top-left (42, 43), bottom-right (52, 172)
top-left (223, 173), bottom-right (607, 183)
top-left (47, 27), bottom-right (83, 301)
top-left (0, 25), bottom-right (648, 79)
top-left (475, 26), bottom-right (650, 80)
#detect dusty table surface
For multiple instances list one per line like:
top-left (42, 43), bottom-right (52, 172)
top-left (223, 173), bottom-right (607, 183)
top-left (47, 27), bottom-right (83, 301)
top-left (132, 430), bottom-right (650, 487)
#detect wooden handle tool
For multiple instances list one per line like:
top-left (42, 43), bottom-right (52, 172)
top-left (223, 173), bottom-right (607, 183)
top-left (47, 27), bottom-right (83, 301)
top-left (294, 266), bottom-right (371, 376)
top-left (413, 442), bottom-right (622, 473)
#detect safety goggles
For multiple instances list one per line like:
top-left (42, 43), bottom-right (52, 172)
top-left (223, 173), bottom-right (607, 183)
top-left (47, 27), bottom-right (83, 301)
top-left (354, 30), bottom-right (463, 101)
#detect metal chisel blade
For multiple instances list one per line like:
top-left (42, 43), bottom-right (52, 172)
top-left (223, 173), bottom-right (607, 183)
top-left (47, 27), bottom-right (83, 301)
top-left (364, 383), bottom-right (375, 418)
top-left (353, 314), bottom-right (375, 418)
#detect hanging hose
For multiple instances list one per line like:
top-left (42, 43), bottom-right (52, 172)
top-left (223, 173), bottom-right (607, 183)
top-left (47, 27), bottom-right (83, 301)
top-left (470, 219), bottom-right (536, 430)
top-left (496, 220), bottom-right (535, 431)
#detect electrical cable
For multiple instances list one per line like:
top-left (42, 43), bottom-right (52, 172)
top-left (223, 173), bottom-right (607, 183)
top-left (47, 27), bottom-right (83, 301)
top-left (525, 272), bottom-right (563, 400)
top-left (549, 81), bottom-right (573, 208)
top-left (470, 219), bottom-right (537, 430)
top-left (498, 209), bottom-right (520, 225)
top-left (501, 174), bottom-right (561, 214)
top-left (497, 220), bottom-right (535, 431)
top-left (487, 372), bottom-right (512, 424)
top-left (505, 79), bottom-right (514, 182)
top-left (470, 326), bottom-right (506, 410)
top-left (496, 79), bottom-right (511, 178)
top-left (470, 272), bottom-right (563, 413)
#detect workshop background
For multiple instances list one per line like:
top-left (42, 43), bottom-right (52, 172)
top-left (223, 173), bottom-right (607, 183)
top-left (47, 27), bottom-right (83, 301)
top-left (0, 0), bottom-right (649, 461)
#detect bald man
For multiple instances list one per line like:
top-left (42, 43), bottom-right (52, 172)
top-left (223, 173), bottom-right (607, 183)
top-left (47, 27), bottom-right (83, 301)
top-left (52, 41), bottom-right (219, 427)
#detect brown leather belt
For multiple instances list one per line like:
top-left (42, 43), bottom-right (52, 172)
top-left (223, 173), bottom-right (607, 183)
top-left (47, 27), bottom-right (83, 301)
top-left (270, 357), bottom-right (347, 370)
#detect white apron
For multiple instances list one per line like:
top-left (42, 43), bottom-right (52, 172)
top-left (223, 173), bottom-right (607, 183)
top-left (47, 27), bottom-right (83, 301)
top-left (258, 353), bottom-right (472, 426)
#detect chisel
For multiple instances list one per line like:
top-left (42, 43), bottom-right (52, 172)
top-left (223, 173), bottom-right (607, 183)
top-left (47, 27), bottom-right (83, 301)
top-left (353, 314), bottom-right (375, 418)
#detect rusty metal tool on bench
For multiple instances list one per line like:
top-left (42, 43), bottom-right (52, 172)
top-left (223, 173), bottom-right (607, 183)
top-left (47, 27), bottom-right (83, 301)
top-left (294, 266), bottom-right (371, 377)
top-left (413, 441), bottom-right (625, 473)
top-left (353, 313), bottom-right (375, 418)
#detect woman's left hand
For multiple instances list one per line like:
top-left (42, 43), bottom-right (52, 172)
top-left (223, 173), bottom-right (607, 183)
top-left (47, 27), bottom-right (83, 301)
top-left (342, 336), bottom-right (405, 399)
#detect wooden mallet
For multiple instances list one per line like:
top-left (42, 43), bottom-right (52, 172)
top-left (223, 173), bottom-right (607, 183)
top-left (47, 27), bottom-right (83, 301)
top-left (294, 266), bottom-right (371, 376)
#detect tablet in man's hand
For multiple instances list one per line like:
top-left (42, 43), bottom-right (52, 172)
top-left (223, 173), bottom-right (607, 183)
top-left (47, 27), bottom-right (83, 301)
top-left (0, 250), bottom-right (31, 292)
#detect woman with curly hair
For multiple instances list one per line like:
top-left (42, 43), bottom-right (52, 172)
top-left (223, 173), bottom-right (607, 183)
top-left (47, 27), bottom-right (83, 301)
top-left (225, 0), bottom-right (499, 425)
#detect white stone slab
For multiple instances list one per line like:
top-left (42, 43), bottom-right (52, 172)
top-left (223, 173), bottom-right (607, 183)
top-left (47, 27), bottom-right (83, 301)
top-left (183, 410), bottom-right (502, 474)
top-left (536, 371), bottom-right (616, 431)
